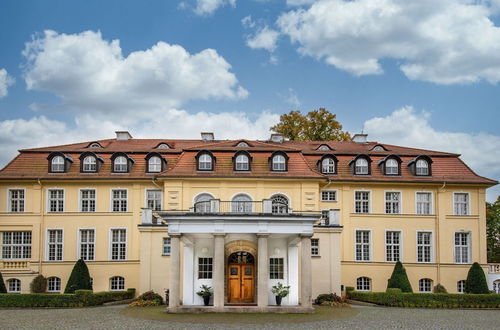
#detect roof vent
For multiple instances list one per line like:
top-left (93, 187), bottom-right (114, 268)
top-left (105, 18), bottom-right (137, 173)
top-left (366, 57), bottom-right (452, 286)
top-left (201, 132), bottom-right (214, 142)
top-left (116, 131), bottom-right (133, 141)
top-left (270, 133), bottom-right (284, 143)
top-left (352, 133), bottom-right (368, 144)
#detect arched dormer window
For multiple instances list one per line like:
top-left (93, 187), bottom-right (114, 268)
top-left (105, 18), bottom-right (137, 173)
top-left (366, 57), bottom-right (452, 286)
top-left (111, 153), bottom-right (133, 173)
top-left (371, 144), bottom-right (387, 152)
top-left (350, 155), bottom-right (371, 175)
top-left (233, 151), bottom-right (251, 171)
top-left (271, 194), bottom-right (289, 214)
top-left (79, 152), bottom-right (102, 173)
top-left (87, 142), bottom-right (103, 149)
top-left (379, 155), bottom-right (402, 176)
top-left (270, 152), bottom-right (288, 172)
top-left (155, 142), bottom-right (170, 149)
top-left (196, 151), bottom-right (215, 171)
top-left (47, 152), bottom-right (73, 173)
top-left (318, 155), bottom-right (337, 174)
top-left (317, 144), bottom-right (332, 151)
top-left (236, 141), bottom-right (250, 147)
top-left (408, 156), bottom-right (432, 176)
top-left (145, 153), bottom-right (166, 173)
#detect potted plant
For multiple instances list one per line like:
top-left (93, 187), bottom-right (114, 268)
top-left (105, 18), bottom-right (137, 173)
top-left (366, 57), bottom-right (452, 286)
top-left (271, 282), bottom-right (290, 306)
top-left (196, 284), bottom-right (212, 306)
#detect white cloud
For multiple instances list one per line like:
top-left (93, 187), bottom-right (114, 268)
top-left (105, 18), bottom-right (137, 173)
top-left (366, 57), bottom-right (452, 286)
top-left (277, 0), bottom-right (500, 84)
top-left (241, 15), bottom-right (256, 29)
top-left (246, 26), bottom-right (280, 52)
top-left (278, 88), bottom-right (301, 108)
top-left (363, 106), bottom-right (500, 201)
top-left (0, 68), bottom-right (15, 98)
top-left (22, 30), bottom-right (247, 124)
top-left (193, 0), bottom-right (236, 15)
top-left (286, 0), bottom-right (317, 6)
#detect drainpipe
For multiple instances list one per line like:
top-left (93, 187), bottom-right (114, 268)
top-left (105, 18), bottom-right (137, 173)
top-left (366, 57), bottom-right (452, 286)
top-left (37, 178), bottom-right (44, 275)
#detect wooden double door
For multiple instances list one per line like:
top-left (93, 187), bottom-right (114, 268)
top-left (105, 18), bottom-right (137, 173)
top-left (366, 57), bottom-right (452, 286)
top-left (227, 263), bottom-right (255, 303)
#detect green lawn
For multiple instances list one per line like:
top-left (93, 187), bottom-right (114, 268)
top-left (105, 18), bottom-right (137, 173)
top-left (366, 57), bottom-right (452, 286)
top-left (120, 305), bottom-right (359, 324)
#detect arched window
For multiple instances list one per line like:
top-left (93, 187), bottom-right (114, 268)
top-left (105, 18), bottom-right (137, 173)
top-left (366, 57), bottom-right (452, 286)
top-left (355, 158), bottom-right (369, 175)
top-left (110, 276), bottom-right (125, 291)
top-left (457, 280), bottom-right (465, 294)
top-left (231, 194), bottom-right (252, 213)
top-left (235, 154), bottom-right (250, 171)
top-left (321, 157), bottom-right (336, 174)
top-left (156, 143), bottom-right (170, 149)
top-left (317, 144), bottom-right (331, 151)
top-left (113, 156), bottom-right (128, 172)
top-left (419, 278), bottom-right (433, 293)
top-left (272, 154), bottom-right (286, 171)
top-left (271, 194), bottom-right (289, 214)
top-left (148, 156), bottom-right (162, 172)
top-left (194, 193), bottom-right (214, 213)
top-left (47, 277), bottom-right (61, 292)
top-left (83, 156), bottom-right (97, 172)
top-left (89, 142), bottom-right (102, 148)
top-left (198, 153), bottom-right (213, 171)
top-left (385, 158), bottom-right (399, 175)
top-left (51, 156), bottom-right (65, 172)
top-left (7, 278), bottom-right (21, 293)
top-left (416, 159), bottom-right (429, 175)
top-left (356, 277), bottom-right (371, 291)
top-left (493, 279), bottom-right (500, 294)
top-left (236, 141), bottom-right (249, 147)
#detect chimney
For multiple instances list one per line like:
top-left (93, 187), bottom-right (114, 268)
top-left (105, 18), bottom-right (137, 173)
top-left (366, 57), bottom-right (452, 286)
top-left (201, 132), bottom-right (214, 142)
top-left (270, 133), bottom-right (284, 143)
top-left (352, 133), bottom-right (368, 143)
top-left (115, 131), bottom-right (133, 141)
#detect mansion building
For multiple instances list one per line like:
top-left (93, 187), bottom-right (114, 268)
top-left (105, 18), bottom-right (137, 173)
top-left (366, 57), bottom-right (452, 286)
top-left (0, 131), bottom-right (496, 311)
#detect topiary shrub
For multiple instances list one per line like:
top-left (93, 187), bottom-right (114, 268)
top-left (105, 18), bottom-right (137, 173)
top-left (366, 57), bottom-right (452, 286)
top-left (30, 275), bottom-right (47, 293)
top-left (129, 290), bottom-right (163, 307)
top-left (0, 272), bottom-right (6, 294)
top-left (465, 262), bottom-right (490, 294)
top-left (387, 261), bottom-right (413, 293)
top-left (433, 283), bottom-right (448, 293)
top-left (64, 259), bottom-right (92, 294)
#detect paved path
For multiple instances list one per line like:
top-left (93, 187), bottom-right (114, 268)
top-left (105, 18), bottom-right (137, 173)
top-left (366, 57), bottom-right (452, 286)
top-left (0, 305), bottom-right (499, 329)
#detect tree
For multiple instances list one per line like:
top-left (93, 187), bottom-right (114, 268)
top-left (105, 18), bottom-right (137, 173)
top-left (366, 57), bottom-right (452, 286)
top-left (387, 261), bottom-right (413, 293)
top-left (30, 275), bottom-right (47, 293)
top-left (486, 196), bottom-right (500, 263)
top-left (464, 262), bottom-right (489, 294)
top-left (64, 259), bottom-right (92, 293)
top-left (270, 108), bottom-right (351, 141)
top-left (0, 272), bottom-right (6, 293)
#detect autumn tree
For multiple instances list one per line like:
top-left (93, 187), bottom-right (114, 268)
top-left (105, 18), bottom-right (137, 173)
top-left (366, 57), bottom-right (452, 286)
top-left (270, 108), bottom-right (351, 141)
top-left (487, 196), bottom-right (500, 263)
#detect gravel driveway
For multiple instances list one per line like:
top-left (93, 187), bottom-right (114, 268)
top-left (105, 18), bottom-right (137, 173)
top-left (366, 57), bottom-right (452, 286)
top-left (0, 305), bottom-right (498, 330)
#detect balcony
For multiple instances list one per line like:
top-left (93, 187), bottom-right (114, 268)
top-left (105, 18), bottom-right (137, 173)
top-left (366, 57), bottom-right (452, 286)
top-left (0, 260), bottom-right (30, 270)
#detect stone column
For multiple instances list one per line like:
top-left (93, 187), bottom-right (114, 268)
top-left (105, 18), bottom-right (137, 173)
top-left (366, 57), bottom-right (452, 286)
top-left (300, 234), bottom-right (312, 308)
top-left (169, 234), bottom-right (181, 308)
top-left (257, 234), bottom-right (269, 308)
top-left (213, 233), bottom-right (225, 308)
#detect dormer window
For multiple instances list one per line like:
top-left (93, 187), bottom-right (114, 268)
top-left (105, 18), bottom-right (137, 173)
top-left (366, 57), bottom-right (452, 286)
top-left (83, 156), bottom-right (97, 172)
top-left (148, 156), bottom-right (161, 172)
top-left (355, 158), bottom-right (369, 174)
top-left (236, 141), bottom-right (250, 147)
top-left (416, 159), bottom-right (429, 175)
top-left (319, 155), bottom-right (337, 174)
top-left (408, 156), bottom-right (432, 176)
top-left (371, 144), bottom-right (387, 151)
top-left (156, 143), bottom-right (170, 149)
top-left (196, 151), bottom-right (215, 171)
top-left (113, 156), bottom-right (128, 172)
top-left (51, 156), bottom-right (65, 172)
top-left (235, 154), bottom-right (250, 171)
top-left (385, 158), bottom-right (400, 175)
top-left (271, 152), bottom-right (288, 171)
top-left (89, 142), bottom-right (102, 148)
top-left (317, 144), bottom-right (331, 151)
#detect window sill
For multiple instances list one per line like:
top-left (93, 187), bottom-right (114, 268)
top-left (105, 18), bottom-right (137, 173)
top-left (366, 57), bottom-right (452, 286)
top-left (162, 254), bottom-right (171, 257)
top-left (320, 200), bottom-right (337, 203)
top-left (311, 255), bottom-right (321, 258)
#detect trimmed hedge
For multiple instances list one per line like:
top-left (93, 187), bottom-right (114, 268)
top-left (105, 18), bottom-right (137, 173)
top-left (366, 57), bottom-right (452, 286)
top-left (347, 290), bottom-right (500, 308)
top-left (0, 288), bottom-right (135, 308)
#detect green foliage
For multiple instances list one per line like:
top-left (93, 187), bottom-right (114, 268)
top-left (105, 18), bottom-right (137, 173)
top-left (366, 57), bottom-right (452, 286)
top-left (75, 288), bottom-right (136, 306)
top-left (314, 293), bottom-right (346, 305)
top-left (486, 196), bottom-right (500, 263)
top-left (30, 275), bottom-right (47, 293)
top-left (270, 108), bottom-right (351, 141)
top-left (387, 261), bottom-right (413, 293)
top-left (465, 262), bottom-right (490, 294)
top-left (129, 290), bottom-right (163, 307)
top-left (433, 284), bottom-right (448, 293)
top-left (64, 259), bottom-right (92, 294)
top-left (271, 282), bottom-right (291, 298)
top-left (0, 272), bottom-right (6, 294)
top-left (196, 285), bottom-right (212, 297)
top-left (347, 290), bottom-right (500, 308)
top-left (385, 288), bottom-right (402, 294)
top-left (345, 286), bottom-right (354, 293)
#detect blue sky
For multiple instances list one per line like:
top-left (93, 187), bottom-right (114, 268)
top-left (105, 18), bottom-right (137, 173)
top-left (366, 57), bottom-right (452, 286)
top-left (0, 0), bottom-right (499, 200)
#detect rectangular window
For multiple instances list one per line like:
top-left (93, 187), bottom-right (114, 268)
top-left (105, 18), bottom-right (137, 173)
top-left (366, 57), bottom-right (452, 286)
top-left (269, 258), bottom-right (284, 279)
top-left (47, 229), bottom-right (63, 261)
top-left (311, 238), bottom-right (319, 256)
top-left (146, 190), bottom-right (162, 211)
top-left (355, 230), bottom-right (370, 261)
top-left (385, 231), bottom-right (401, 262)
top-left (198, 257), bottom-right (213, 279)
top-left (354, 191), bottom-right (370, 213)
top-left (416, 192), bottom-right (432, 215)
top-left (321, 190), bottom-right (337, 202)
top-left (8, 189), bottom-right (25, 212)
top-left (79, 229), bottom-right (95, 261)
top-left (385, 192), bottom-right (401, 214)
top-left (110, 229), bottom-right (126, 260)
top-left (2, 232), bottom-right (31, 259)
top-left (454, 193), bottom-right (469, 215)
top-left (48, 189), bottom-right (64, 212)
top-left (455, 232), bottom-right (470, 264)
top-left (112, 189), bottom-right (127, 212)
top-left (162, 237), bottom-right (171, 256)
top-left (80, 189), bottom-right (96, 212)
top-left (417, 232), bottom-right (432, 263)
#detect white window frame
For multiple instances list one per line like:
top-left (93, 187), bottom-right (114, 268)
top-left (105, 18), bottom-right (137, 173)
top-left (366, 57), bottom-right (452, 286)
top-left (415, 191), bottom-right (433, 215)
top-left (51, 155), bottom-right (65, 172)
top-left (419, 278), bottom-right (433, 293)
top-left (355, 158), bottom-right (369, 175)
top-left (162, 237), bottom-right (171, 256)
top-left (272, 154), bottom-right (286, 171)
top-left (235, 154), bottom-right (250, 171)
top-left (145, 189), bottom-right (162, 211)
top-left (79, 188), bottom-right (96, 212)
top-left (82, 155), bottom-right (97, 172)
top-left (1, 231), bottom-right (32, 259)
top-left (457, 280), bottom-right (465, 294)
top-left (384, 191), bottom-right (402, 214)
top-left (45, 228), bottom-right (64, 262)
top-left (321, 190), bottom-right (337, 202)
top-left (354, 229), bottom-right (372, 262)
top-left (311, 238), bottom-right (320, 256)
top-left (109, 228), bottom-right (127, 261)
top-left (356, 277), bottom-right (371, 291)
top-left (148, 156), bottom-right (162, 172)
top-left (113, 156), bottom-right (128, 172)
top-left (110, 276), bottom-right (125, 291)
top-left (47, 277), bottom-right (61, 292)
top-left (7, 188), bottom-right (26, 213)
top-left (198, 154), bottom-right (212, 170)
top-left (385, 230), bottom-right (403, 262)
top-left (78, 228), bottom-right (96, 261)
top-left (453, 192), bottom-right (470, 216)
top-left (321, 157), bottom-right (335, 174)
top-left (47, 188), bottom-right (65, 213)
top-left (416, 230), bottom-right (434, 263)
top-left (385, 158), bottom-right (399, 175)
top-left (7, 278), bottom-right (21, 293)
top-left (416, 159), bottom-right (429, 176)
top-left (354, 190), bottom-right (371, 214)
top-left (454, 231), bottom-right (471, 264)
top-left (110, 188), bottom-right (128, 212)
